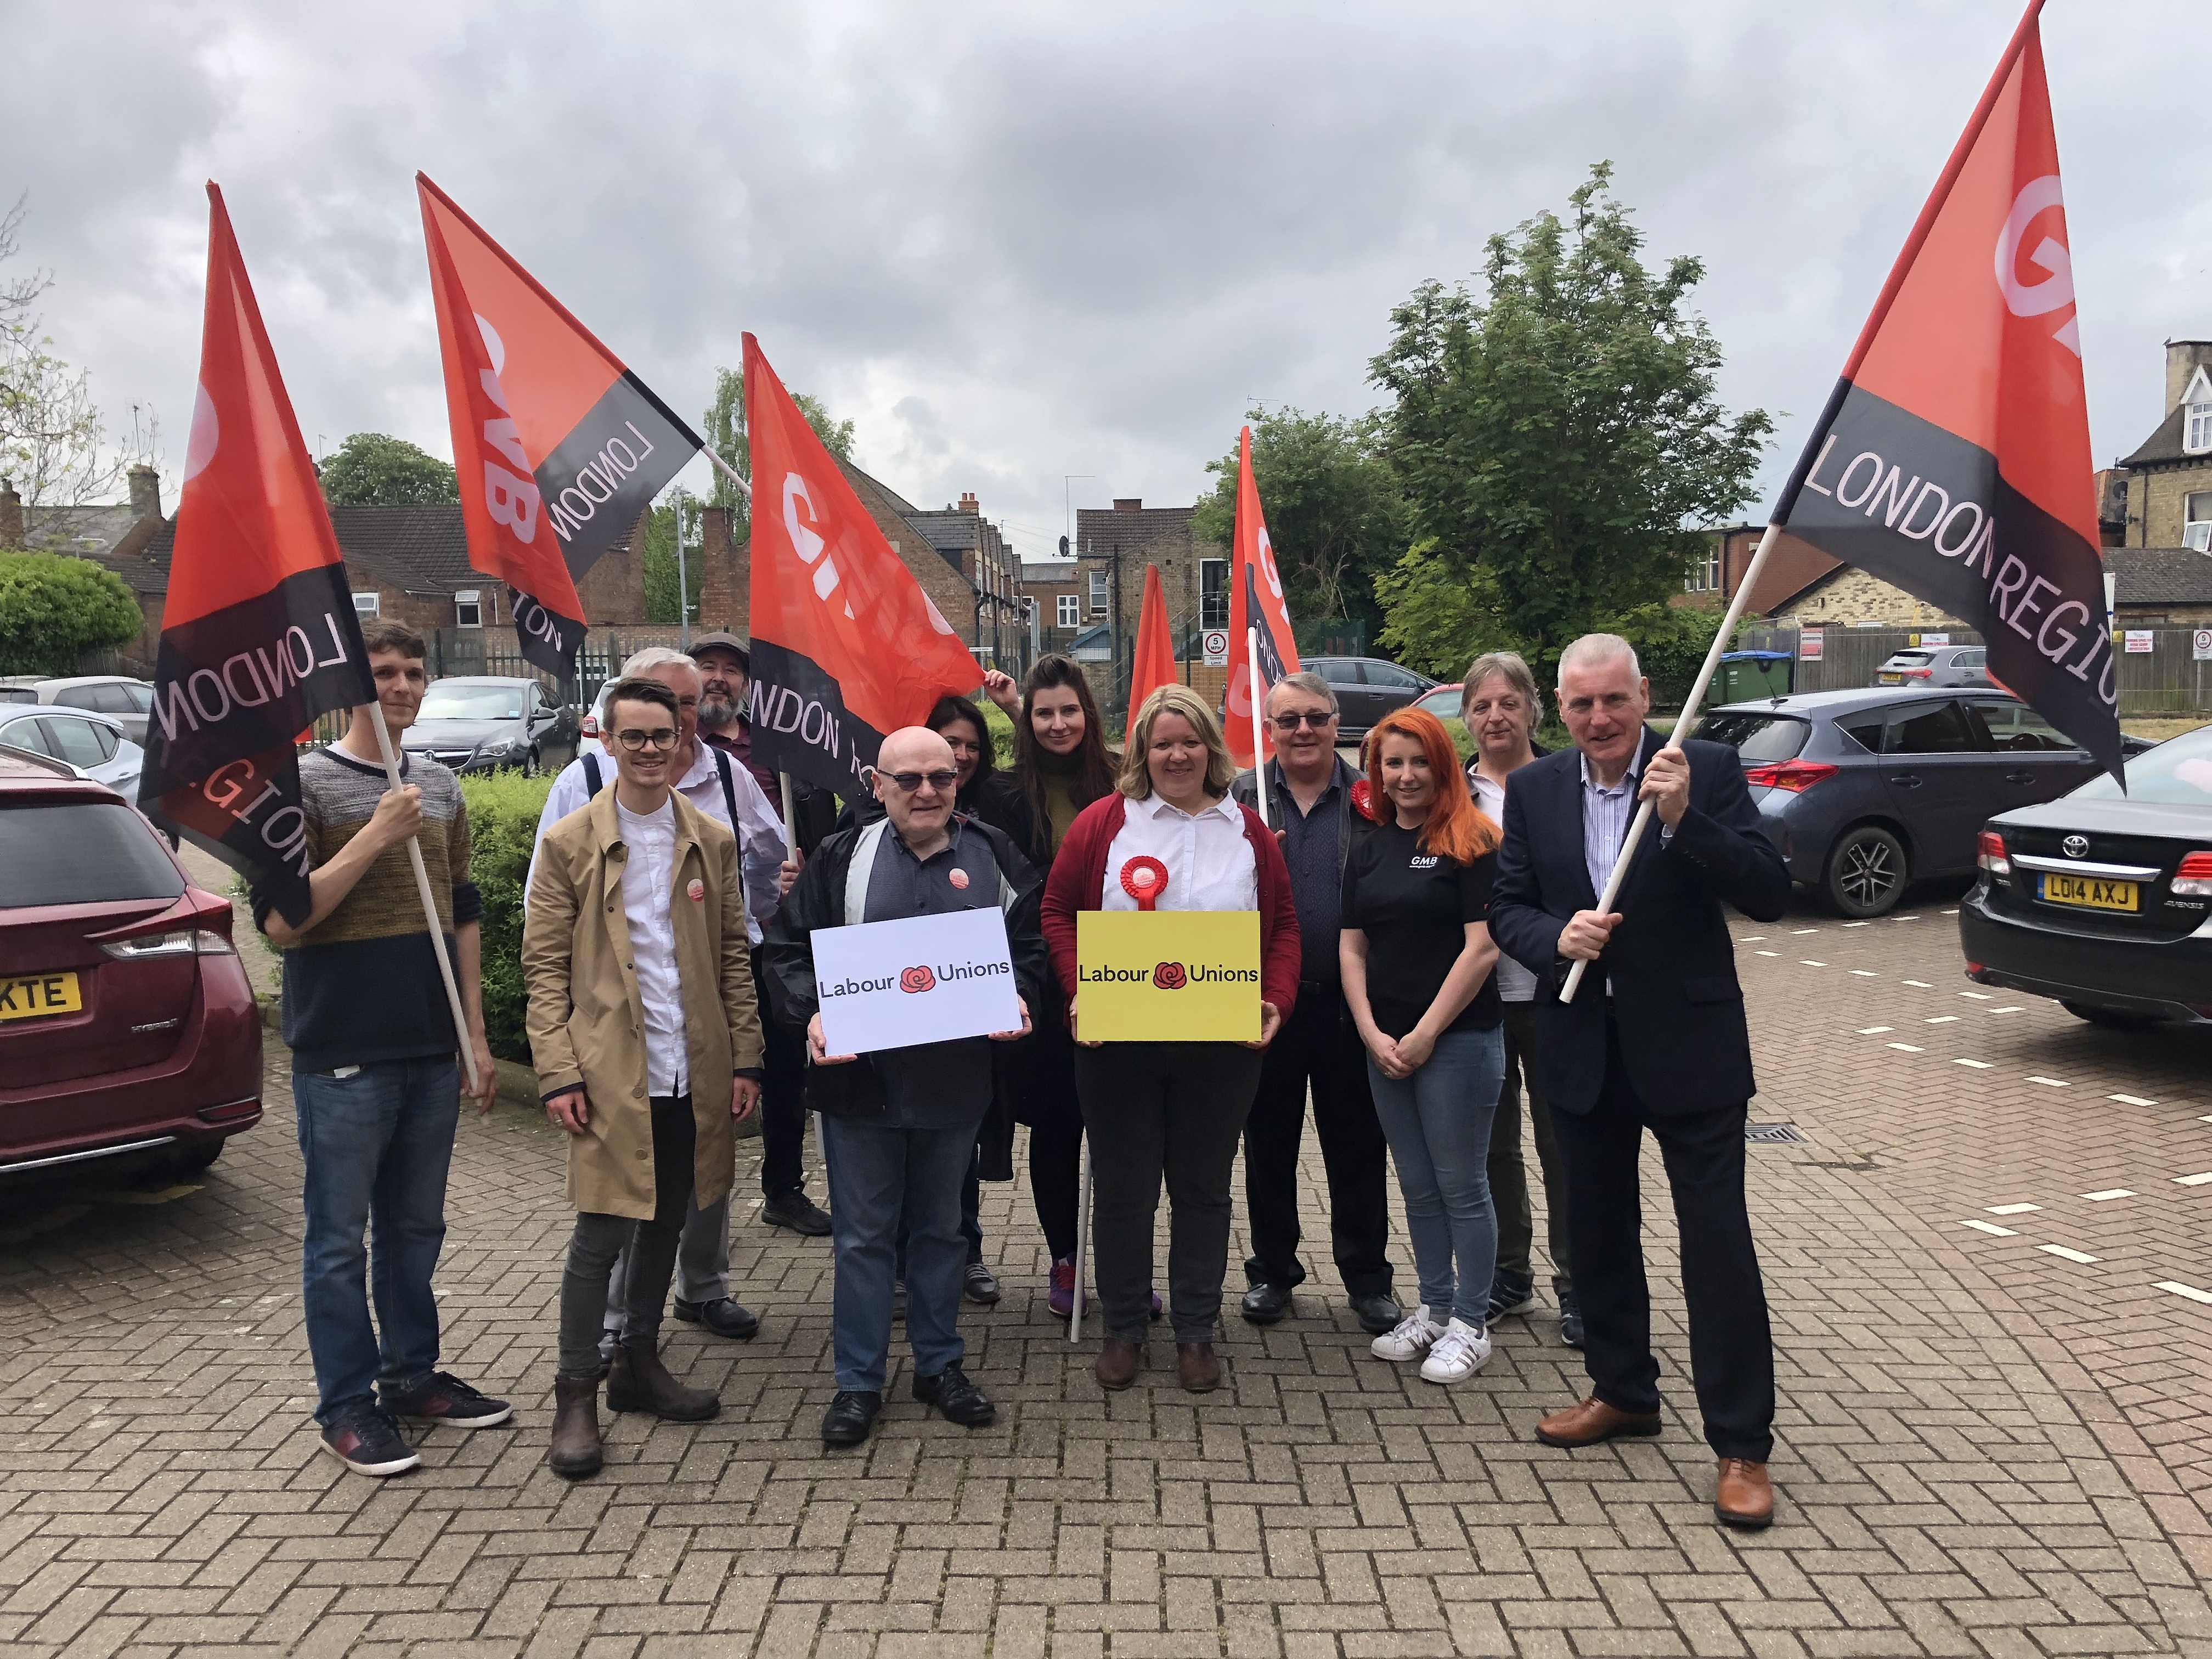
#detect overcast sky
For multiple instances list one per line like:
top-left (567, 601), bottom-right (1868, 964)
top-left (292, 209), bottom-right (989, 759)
top-left (13, 1), bottom-right (2209, 562)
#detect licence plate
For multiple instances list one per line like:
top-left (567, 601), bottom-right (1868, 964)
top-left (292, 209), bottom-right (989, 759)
top-left (0, 971), bottom-right (81, 1022)
top-left (2039, 873), bottom-right (2138, 912)
top-left (1878, 672), bottom-right (1902, 684)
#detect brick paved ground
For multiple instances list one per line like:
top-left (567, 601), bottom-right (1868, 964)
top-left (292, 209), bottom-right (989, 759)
top-left (5, 883), bottom-right (2212, 1656)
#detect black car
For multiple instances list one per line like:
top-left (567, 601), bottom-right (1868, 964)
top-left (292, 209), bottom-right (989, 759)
top-left (400, 676), bottom-right (577, 777)
top-left (1692, 687), bottom-right (2106, 917)
top-left (1959, 723), bottom-right (2212, 1028)
top-left (1306, 656), bottom-right (1437, 740)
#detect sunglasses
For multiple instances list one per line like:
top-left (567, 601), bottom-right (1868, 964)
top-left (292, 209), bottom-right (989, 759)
top-left (1271, 710), bottom-right (1335, 731)
top-left (882, 769), bottom-right (961, 794)
top-left (613, 728), bottom-right (679, 752)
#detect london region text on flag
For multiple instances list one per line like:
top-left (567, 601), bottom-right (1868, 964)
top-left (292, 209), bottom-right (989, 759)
top-left (1773, 0), bottom-right (2120, 780)
top-left (418, 173), bottom-right (703, 678)
top-left (742, 333), bottom-right (983, 795)
top-left (138, 185), bottom-right (375, 926)
top-left (1223, 425), bottom-right (1301, 768)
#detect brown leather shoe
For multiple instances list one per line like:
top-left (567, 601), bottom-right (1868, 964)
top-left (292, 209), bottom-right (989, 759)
top-left (1714, 1458), bottom-right (1774, 1530)
top-left (1176, 1341), bottom-right (1222, 1393)
top-left (1534, 1396), bottom-right (1663, 1448)
top-left (605, 1342), bottom-right (720, 1422)
top-left (547, 1376), bottom-right (602, 1480)
top-left (1095, 1338), bottom-right (1142, 1391)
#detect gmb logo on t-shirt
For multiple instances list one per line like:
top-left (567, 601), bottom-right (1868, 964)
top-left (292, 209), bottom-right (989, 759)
top-left (1409, 854), bottom-right (1440, 870)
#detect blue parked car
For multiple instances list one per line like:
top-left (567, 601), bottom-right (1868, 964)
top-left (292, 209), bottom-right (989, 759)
top-left (1691, 688), bottom-right (2104, 917)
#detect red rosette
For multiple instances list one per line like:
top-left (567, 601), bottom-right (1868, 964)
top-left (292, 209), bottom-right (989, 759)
top-left (1350, 777), bottom-right (1381, 822)
top-left (1119, 855), bottom-right (1170, 912)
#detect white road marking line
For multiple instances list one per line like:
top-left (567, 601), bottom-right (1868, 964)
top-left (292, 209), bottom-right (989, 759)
top-left (2199, 1115), bottom-right (2212, 1126)
top-left (1800, 960), bottom-right (1826, 968)
top-left (1901, 979), bottom-right (1933, 988)
top-left (1755, 950), bottom-right (1779, 957)
top-left (2173, 1172), bottom-right (2212, 1187)
top-left (1850, 969), bottom-right (1879, 977)
top-left (1990, 1006), bottom-right (2025, 1014)
top-left (1987, 1204), bottom-right (2041, 1215)
top-left (1843, 921), bottom-right (1870, 928)
top-left (2109, 1093), bottom-right (2157, 1108)
top-left (2027, 1076), bottom-right (2070, 1088)
top-left (1959, 1220), bottom-right (2017, 1236)
top-left (1954, 1058), bottom-right (1994, 1069)
top-left (1926, 1015), bottom-right (1960, 1024)
top-left (1887, 1042), bottom-right (1924, 1052)
top-left (1893, 913), bottom-right (1921, 921)
top-left (2157, 1281), bottom-right (2212, 1306)
top-left (1742, 936), bottom-right (1767, 943)
top-left (1943, 909), bottom-right (1959, 916)
top-left (1857, 1026), bottom-right (1893, 1035)
top-left (1792, 928), bottom-right (1820, 934)
top-left (2081, 1190), bottom-right (2135, 1202)
top-left (1960, 991), bottom-right (1993, 1000)
top-left (2037, 1244), bottom-right (2099, 1264)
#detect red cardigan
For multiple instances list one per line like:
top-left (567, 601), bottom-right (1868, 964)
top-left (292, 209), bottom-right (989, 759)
top-left (1040, 793), bottom-right (1302, 1026)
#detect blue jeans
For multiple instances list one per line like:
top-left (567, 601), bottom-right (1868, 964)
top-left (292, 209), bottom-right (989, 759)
top-left (1367, 1026), bottom-right (1505, 1328)
top-left (820, 1113), bottom-right (981, 1392)
top-left (895, 1143), bottom-right (984, 1279)
top-left (294, 1058), bottom-right (459, 1424)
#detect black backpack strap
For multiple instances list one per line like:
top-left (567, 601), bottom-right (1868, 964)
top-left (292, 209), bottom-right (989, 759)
top-left (583, 751), bottom-right (602, 798)
top-left (714, 747), bottom-right (739, 827)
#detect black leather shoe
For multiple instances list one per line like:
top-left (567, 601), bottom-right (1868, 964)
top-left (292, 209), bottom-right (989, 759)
top-left (821, 1390), bottom-right (882, 1447)
top-left (1348, 1293), bottom-right (1403, 1336)
top-left (1240, 1282), bottom-right (1294, 1324)
top-left (1559, 1291), bottom-right (1585, 1349)
top-left (674, 1297), bottom-right (760, 1340)
top-left (963, 1262), bottom-right (1001, 1305)
top-left (912, 1364), bottom-right (996, 1427)
top-left (762, 1191), bottom-right (833, 1236)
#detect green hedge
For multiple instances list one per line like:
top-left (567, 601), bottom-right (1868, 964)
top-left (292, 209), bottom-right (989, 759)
top-left (458, 770), bottom-right (553, 1063)
top-left (0, 551), bottom-right (144, 675)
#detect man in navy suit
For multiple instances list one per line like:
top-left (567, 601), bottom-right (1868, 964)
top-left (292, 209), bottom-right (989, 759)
top-left (1489, 634), bottom-right (1792, 1531)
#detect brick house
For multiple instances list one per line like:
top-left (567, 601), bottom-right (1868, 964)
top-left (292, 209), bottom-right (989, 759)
top-left (904, 491), bottom-right (1026, 670)
top-left (1066, 499), bottom-right (1229, 709)
top-left (1019, 559), bottom-right (1082, 654)
top-left (2109, 340), bottom-right (2212, 549)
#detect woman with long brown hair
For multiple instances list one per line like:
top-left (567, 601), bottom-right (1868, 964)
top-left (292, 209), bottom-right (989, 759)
top-left (977, 656), bottom-right (1120, 1316)
top-left (1340, 706), bottom-right (1505, 1387)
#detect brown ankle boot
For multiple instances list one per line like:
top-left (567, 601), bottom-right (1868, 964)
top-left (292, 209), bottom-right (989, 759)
top-left (606, 1342), bottom-right (720, 1421)
top-left (1176, 1341), bottom-right (1222, 1393)
top-left (1094, 1337), bottom-right (1142, 1390)
top-left (547, 1376), bottom-right (602, 1479)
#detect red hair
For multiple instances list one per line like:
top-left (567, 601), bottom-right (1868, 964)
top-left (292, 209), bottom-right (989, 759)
top-left (1365, 707), bottom-right (1498, 865)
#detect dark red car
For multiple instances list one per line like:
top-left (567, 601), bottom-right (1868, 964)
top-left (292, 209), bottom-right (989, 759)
top-left (0, 750), bottom-right (262, 1182)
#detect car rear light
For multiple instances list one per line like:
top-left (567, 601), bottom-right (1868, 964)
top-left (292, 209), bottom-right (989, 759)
top-left (99, 928), bottom-right (235, 960)
top-left (1903, 667), bottom-right (1932, 679)
top-left (2175, 851), bottom-right (2212, 899)
top-left (1977, 831), bottom-right (2010, 877)
top-left (1965, 962), bottom-right (1987, 979)
top-left (89, 888), bottom-right (237, 957)
top-left (195, 1098), bottom-right (260, 1124)
top-left (1742, 758), bottom-right (1838, 793)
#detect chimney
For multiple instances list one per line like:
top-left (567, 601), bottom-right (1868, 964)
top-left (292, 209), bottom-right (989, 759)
top-left (958, 491), bottom-right (978, 514)
top-left (127, 464), bottom-right (162, 522)
top-left (0, 477), bottom-right (20, 549)
top-left (1113, 498), bottom-right (1142, 512)
top-left (2165, 340), bottom-right (2212, 411)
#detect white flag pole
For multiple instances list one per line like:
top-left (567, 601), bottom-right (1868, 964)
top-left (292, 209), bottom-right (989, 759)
top-left (1070, 1132), bottom-right (1093, 1342)
top-left (365, 701), bottom-right (482, 1096)
top-left (778, 772), bottom-right (799, 861)
top-left (1247, 627), bottom-right (1271, 828)
top-left (1560, 521), bottom-right (1784, 1003)
top-left (703, 448), bottom-right (753, 498)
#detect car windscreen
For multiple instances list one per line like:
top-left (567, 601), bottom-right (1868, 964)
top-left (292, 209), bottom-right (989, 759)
top-left (0, 801), bottom-right (186, 907)
top-left (1691, 712), bottom-right (1809, 762)
top-left (419, 685), bottom-right (524, 719)
top-left (2070, 726), bottom-right (2212, 806)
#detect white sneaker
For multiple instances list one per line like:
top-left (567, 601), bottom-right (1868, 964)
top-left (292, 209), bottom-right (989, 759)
top-left (1418, 1317), bottom-right (1493, 1384)
top-left (1370, 1305), bottom-right (1445, 1362)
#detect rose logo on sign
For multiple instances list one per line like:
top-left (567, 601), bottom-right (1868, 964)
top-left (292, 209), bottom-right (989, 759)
top-left (1152, 962), bottom-right (1187, 990)
top-left (900, 966), bottom-right (936, 994)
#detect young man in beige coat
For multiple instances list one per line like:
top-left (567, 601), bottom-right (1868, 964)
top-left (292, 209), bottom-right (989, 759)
top-left (523, 678), bottom-right (765, 1479)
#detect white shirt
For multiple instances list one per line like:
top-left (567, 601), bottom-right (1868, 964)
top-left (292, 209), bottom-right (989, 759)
top-left (1466, 764), bottom-right (1538, 1005)
top-left (528, 741), bottom-right (786, 944)
top-left (614, 798), bottom-right (688, 1097)
top-left (1102, 793), bottom-right (1257, 913)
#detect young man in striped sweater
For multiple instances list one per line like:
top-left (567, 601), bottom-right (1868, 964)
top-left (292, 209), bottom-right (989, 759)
top-left (255, 619), bottom-right (505, 1479)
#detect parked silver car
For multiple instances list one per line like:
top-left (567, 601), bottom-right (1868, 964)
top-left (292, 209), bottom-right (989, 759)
top-left (0, 706), bottom-right (144, 797)
top-left (0, 676), bottom-right (155, 746)
top-left (1872, 645), bottom-right (1989, 689)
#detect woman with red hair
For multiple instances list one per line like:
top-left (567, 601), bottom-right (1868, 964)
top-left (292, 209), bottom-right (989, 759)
top-left (1339, 707), bottom-right (1505, 1386)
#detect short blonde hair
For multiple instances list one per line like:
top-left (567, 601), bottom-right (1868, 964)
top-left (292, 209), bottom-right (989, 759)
top-left (1119, 683), bottom-right (1239, 800)
top-left (1462, 650), bottom-right (1544, 729)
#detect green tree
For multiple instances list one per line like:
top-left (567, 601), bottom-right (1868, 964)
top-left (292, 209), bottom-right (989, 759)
top-left (640, 496), bottom-right (704, 626)
top-left (1191, 405), bottom-right (1407, 629)
top-left (697, 367), bottom-right (855, 549)
top-left (319, 432), bottom-right (459, 505)
top-left (1370, 162), bottom-right (1771, 684)
top-left (0, 550), bottom-right (145, 674)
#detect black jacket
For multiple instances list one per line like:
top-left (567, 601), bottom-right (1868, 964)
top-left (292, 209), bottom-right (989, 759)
top-left (763, 815), bottom-right (1048, 1126)
top-left (1489, 729), bottom-right (1791, 1117)
top-left (1229, 755), bottom-right (1373, 888)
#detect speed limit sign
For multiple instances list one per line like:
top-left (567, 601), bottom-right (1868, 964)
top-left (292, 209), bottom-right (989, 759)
top-left (2194, 627), bottom-right (2212, 662)
top-left (1202, 629), bottom-right (1229, 666)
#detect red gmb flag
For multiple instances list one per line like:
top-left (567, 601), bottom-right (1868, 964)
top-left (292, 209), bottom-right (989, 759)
top-left (138, 184), bottom-right (375, 925)
top-left (1223, 425), bottom-right (1301, 768)
top-left (1125, 562), bottom-right (1177, 731)
top-left (417, 173), bottom-right (703, 678)
top-left (742, 333), bottom-right (982, 794)
top-left (1776, 0), bottom-right (2119, 781)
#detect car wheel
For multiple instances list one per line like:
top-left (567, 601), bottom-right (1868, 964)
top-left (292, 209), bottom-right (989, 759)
top-left (1822, 824), bottom-right (1908, 917)
top-left (523, 748), bottom-right (539, 778)
top-left (163, 1139), bottom-right (222, 1180)
top-left (2060, 1001), bottom-right (2159, 1032)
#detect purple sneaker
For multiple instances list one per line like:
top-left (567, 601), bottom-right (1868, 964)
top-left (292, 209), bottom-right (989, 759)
top-left (1150, 1289), bottom-right (1164, 1320)
top-left (1049, 1256), bottom-right (1076, 1318)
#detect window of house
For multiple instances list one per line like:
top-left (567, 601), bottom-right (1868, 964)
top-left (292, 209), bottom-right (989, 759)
top-left (1057, 594), bottom-right (1079, 628)
top-left (1088, 570), bottom-right (1108, 617)
top-left (1199, 557), bottom-right (1228, 629)
top-left (1685, 546), bottom-right (1723, 593)
top-left (2186, 491), bottom-right (2212, 551)
top-left (352, 592), bottom-right (380, 618)
top-left (454, 589), bottom-right (483, 629)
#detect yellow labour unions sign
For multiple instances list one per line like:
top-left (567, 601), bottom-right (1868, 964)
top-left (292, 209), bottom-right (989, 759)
top-left (1075, 911), bottom-right (1260, 1042)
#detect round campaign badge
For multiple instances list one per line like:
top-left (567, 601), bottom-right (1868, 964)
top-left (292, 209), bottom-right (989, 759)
top-left (1119, 855), bottom-right (1170, 912)
top-left (687, 878), bottom-right (706, 902)
top-left (948, 868), bottom-right (970, 890)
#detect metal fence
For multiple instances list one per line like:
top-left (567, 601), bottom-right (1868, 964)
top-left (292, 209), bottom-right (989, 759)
top-left (1736, 623), bottom-right (2210, 718)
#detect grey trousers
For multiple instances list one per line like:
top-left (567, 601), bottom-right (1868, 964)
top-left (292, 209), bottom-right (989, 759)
top-left (1489, 1000), bottom-right (1573, 1296)
top-left (604, 1192), bottom-right (729, 1336)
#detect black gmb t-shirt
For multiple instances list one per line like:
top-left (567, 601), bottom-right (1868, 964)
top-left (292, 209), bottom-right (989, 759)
top-left (1340, 822), bottom-right (1500, 1040)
